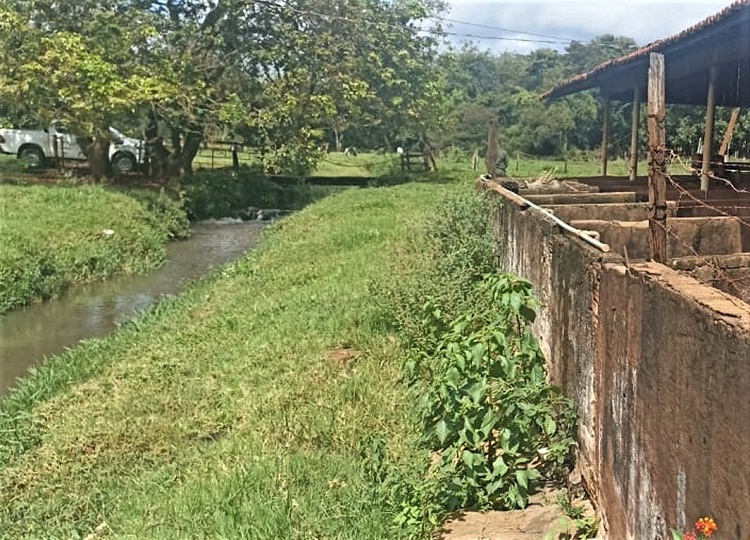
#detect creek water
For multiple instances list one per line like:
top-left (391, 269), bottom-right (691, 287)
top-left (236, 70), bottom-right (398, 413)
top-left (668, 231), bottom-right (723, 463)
top-left (0, 220), bottom-right (264, 397)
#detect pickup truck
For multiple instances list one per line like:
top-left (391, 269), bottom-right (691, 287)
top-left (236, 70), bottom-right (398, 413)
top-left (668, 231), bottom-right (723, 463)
top-left (0, 123), bottom-right (146, 173)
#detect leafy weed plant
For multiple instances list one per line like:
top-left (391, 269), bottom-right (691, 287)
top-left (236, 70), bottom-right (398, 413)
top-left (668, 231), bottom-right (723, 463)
top-left (377, 188), bottom-right (577, 531)
top-left (408, 274), bottom-right (577, 512)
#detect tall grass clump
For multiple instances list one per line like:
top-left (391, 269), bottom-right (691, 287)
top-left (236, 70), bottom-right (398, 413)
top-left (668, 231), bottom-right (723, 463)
top-left (122, 188), bottom-right (190, 239)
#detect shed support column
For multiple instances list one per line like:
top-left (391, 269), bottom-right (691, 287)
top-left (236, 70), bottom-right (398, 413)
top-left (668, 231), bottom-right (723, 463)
top-left (701, 65), bottom-right (718, 193)
top-left (629, 86), bottom-right (641, 181)
top-left (648, 53), bottom-right (668, 263)
top-left (601, 96), bottom-right (610, 177)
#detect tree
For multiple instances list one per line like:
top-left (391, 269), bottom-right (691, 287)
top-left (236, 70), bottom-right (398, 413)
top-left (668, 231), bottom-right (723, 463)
top-left (0, 1), bottom-right (174, 180)
top-left (220, 0), bottom-right (447, 171)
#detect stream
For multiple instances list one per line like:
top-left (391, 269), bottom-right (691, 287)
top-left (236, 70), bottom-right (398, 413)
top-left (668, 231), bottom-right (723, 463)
top-left (0, 220), bottom-right (264, 397)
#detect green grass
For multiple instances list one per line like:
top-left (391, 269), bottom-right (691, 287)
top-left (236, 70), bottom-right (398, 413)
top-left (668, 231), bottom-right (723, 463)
top-left (506, 156), bottom-right (648, 178)
top-left (312, 153), bottom-right (401, 177)
top-left (313, 152), bottom-right (647, 180)
top-left (0, 181), bottom-right (465, 539)
top-left (0, 184), bottom-right (186, 314)
top-left (192, 147), bottom-right (259, 171)
top-left (0, 153), bottom-right (25, 175)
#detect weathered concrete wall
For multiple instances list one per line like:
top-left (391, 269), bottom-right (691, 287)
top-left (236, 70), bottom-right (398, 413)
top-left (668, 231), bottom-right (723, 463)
top-left (569, 217), bottom-right (743, 259)
top-left (546, 202), bottom-right (663, 223)
top-left (490, 187), bottom-right (750, 540)
top-left (671, 254), bottom-right (750, 306)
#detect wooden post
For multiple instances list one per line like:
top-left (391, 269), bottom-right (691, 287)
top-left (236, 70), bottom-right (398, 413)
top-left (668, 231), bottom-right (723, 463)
top-left (701, 65), bottom-right (718, 192)
top-left (601, 95), bottom-right (610, 177)
top-left (647, 53), bottom-right (668, 264)
top-left (719, 107), bottom-right (741, 156)
top-left (486, 119), bottom-right (498, 177)
top-left (629, 86), bottom-right (641, 181)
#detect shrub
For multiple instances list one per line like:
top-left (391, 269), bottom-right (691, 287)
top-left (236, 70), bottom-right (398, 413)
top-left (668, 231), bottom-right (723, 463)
top-left (125, 188), bottom-right (190, 239)
top-left (375, 187), bottom-right (577, 529)
top-left (408, 274), bottom-right (576, 511)
top-left (181, 167), bottom-right (335, 219)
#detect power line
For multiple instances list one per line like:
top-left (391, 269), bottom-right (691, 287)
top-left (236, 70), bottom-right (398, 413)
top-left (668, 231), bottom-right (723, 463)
top-left (430, 16), bottom-right (577, 43)
top-left (434, 30), bottom-right (570, 45)
top-left (246, 0), bottom-right (581, 46)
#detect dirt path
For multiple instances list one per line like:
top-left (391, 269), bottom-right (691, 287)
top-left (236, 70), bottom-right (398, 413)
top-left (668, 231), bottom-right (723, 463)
top-left (439, 489), bottom-right (598, 540)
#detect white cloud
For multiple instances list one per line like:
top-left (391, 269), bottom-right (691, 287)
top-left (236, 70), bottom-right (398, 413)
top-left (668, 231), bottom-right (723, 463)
top-left (441, 1), bottom-right (730, 53)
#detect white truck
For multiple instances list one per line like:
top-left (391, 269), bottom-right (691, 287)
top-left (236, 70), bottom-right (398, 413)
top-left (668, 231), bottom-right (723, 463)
top-left (0, 123), bottom-right (146, 173)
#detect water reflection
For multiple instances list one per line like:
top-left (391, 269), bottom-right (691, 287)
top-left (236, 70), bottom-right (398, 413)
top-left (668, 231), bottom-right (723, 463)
top-left (0, 220), bottom-right (264, 396)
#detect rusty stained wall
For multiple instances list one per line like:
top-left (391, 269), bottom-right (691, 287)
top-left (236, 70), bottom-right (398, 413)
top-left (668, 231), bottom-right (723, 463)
top-left (493, 200), bottom-right (602, 501)
top-left (492, 196), bottom-right (750, 540)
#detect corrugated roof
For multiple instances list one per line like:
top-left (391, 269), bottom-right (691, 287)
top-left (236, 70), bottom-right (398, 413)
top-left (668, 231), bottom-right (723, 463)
top-left (542, 0), bottom-right (750, 100)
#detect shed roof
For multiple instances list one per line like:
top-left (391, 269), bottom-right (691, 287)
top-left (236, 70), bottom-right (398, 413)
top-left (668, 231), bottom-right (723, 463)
top-left (542, 0), bottom-right (750, 107)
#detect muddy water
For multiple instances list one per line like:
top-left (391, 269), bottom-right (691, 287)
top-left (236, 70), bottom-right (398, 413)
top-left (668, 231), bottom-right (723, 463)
top-left (0, 220), bottom-right (264, 397)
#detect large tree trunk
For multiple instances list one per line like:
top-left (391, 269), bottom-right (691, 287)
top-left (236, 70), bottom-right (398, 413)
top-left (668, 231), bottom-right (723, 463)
top-left (383, 133), bottom-right (393, 153)
top-left (144, 126), bottom-right (203, 181)
top-left (78, 129), bottom-right (113, 182)
top-left (178, 130), bottom-right (202, 176)
top-left (146, 137), bottom-right (173, 180)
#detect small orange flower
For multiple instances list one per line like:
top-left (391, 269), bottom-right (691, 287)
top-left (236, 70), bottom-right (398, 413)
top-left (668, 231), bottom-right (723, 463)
top-left (684, 531), bottom-right (697, 540)
top-left (695, 517), bottom-right (718, 537)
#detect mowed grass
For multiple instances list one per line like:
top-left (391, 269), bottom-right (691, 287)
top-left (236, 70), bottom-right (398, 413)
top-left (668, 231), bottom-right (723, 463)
top-left (0, 184), bottom-right (181, 313)
top-left (0, 181), bottom-right (463, 539)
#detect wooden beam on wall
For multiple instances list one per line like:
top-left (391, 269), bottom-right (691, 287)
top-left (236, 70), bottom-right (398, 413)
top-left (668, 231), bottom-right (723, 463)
top-left (629, 86), bottom-right (641, 181)
top-left (648, 53), bottom-right (668, 264)
top-left (701, 64), bottom-right (718, 192)
top-left (601, 96), bottom-right (610, 177)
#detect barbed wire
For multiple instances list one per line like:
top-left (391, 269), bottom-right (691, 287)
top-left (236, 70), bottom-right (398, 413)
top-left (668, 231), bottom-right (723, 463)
top-left (628, 151), bottom-right (750, 308)
top-left (647, 213), bottom-right (750, 309)
top-left (671, 152), bottom-right (750, 194)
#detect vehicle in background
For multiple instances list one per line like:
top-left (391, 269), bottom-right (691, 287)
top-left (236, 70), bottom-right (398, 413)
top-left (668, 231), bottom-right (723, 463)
top-left (0, 122), bottom-right (146, 173)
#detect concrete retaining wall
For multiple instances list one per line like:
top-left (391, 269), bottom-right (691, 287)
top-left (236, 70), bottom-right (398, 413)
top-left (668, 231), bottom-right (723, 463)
top-left (490, 187), bottom-right (750, 539)
top-left (568, 217), bottom-right (742, 259)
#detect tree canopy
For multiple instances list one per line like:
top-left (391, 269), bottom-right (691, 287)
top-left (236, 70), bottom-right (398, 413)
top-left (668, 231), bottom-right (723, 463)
top-left (2, 1), bottom-right (749, 179)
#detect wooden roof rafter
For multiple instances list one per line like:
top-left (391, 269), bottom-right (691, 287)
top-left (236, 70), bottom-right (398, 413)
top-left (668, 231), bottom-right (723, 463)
top-left (542, 0), bottom-right (750, 107)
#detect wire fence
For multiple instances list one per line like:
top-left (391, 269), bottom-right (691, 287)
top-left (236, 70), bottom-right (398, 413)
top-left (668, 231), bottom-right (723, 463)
top-left (627, 153), bottom-right (750, 307)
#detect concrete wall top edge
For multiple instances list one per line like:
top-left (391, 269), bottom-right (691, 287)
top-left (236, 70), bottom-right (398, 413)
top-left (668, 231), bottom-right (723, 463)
top-left (613, 261), bottom-right (750, 329)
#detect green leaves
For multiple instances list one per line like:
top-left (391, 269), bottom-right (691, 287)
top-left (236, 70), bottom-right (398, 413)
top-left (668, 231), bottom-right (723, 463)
top-left (407, 272), bottom-right (577, 512)
top-left (435, 420), bottom-right (450, 444)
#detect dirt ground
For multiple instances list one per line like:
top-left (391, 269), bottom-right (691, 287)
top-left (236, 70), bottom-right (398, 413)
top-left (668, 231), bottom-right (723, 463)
top-left (439, 488), bottom-right (598, 540)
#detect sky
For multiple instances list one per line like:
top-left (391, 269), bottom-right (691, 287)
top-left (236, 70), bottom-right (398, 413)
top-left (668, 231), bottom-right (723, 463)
top-left (441, 0), bottom-right (732, 54)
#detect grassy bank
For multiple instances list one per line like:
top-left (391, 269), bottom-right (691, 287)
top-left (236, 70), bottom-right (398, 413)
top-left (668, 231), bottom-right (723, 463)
top-left (0, 184), bottom-right (188, 313)
top-left (0, 181), bottom-right (463, 538)
top-left (0, 172), bottom-right (577, 538)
